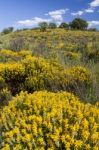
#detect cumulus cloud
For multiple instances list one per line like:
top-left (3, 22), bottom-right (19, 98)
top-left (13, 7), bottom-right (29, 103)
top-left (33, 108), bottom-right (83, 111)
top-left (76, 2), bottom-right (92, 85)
top-left (71, 0), bottom-right (99, 17)
top-left (16, 17), bottom-right (51, 27)
top-left (90, 0), bottom-right (99, 7)
top-left (15, 8), bottom-right (69, 27)
top-left (88, 21), bottom-right (99, 27)
top-left (71, 11), bottom-right (84, 16)
top-left (71, 7), bottom-right (94, 16)
top-left (47, 9), bottom-right (69, 21)
top-left (85, 8), bottom-right (94, 13)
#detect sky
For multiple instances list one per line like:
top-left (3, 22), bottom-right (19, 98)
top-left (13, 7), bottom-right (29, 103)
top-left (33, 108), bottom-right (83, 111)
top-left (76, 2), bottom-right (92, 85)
top-left (0, 0), bottom-right (99, 31)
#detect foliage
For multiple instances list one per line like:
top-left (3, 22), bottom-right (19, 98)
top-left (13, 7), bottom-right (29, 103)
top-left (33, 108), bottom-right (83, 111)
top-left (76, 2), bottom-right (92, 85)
top-left (0, 27), bottom-right (98, 149)
top-left (0, 91), bottom-right (99, 149)
top-left (0, 88), bottom-right (12, 107)
top-left (0, 29), bottom-right (98, 62)
top-left (39, 22), bottom-right (48, 32)
top-left (70, 18), bottom-right (88, 30)
top-left (64, 51), bottom-right (81, 60)
top-left (49, 23), bottom-right (57, 29)
top-left (1, 27), bottom-right (14, 35)
top-left (88, 28), bottom-right (97, 32)
top-left (0, 53), bottom-right (91, 100)
top-left (59, 22), bottom-right (69, 29)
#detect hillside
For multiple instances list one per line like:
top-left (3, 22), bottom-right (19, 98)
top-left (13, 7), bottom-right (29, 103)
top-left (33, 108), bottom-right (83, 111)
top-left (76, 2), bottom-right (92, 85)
top-left (0, 29), bottom-right (99, 101)
top-left (0, 29), bottom-right (99, 61)
top-left (0, 29), bottom-right (99, 149)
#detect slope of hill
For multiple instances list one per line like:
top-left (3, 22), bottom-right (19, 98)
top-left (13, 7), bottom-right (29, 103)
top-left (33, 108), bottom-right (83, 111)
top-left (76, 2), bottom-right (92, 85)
top-left (0, 29), bottom-right (99, 149)
top-left (0, 29), bottom-right (99, 103)
top-left (0, 29), bottom-right (99, 62)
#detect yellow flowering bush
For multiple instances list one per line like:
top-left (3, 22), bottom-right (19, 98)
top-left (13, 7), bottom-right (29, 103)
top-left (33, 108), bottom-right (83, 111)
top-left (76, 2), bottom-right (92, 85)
top-left (66, 66), bottom-right (91, 85)
top-left (59, 66), bottom-right (91, 95)
top-left (0, 49), bottom-right (18, 57)
top-left (0, 49), bottom-right (20, 62)
top-left (18, 50), bottom-right (32, 57)
top-left (64, 51), bottom-right (81, 60)
top-left (0, 50), bottom-right (32, 63)
top-left (22, 56), bottom-right (63, 92)
top-left (0, 91), bottom-right (99, 149)
top-left (0, 54), bottom-right (91, 96)
top-left (0, 62), bottom-right (25, 94)
top-left (86, 48), bottom-right (99, 62)
top-left (0, 77), bottom-right (12, 107)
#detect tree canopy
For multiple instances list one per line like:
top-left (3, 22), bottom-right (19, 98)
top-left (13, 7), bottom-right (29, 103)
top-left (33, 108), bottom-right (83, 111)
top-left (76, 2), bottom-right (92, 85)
top-left (70, 18), bottom-right (88, 30)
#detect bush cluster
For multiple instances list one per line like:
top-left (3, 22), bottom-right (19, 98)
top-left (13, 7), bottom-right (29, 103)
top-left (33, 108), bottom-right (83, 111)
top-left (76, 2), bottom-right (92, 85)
top-left (0, 53), bottom-right (91, 97)
top-left (0, 91), bottom-right (99, 149)
top-left (0, 28), bottom-right (98, 149)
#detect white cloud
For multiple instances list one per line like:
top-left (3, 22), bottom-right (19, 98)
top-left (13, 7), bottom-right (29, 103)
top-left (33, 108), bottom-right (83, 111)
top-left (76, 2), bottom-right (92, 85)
top-left (47, 9), bottom-right (69, 21)
top-left (16, 17), bottom-right (51, 27)
top-left (15, 8), bottom-right (69, 27)
top-left (85, 8), bottom-right (94, 13)
top-left (71, 7), bottom-right (94, 17)
top-left (71, 11), bottom-right (84, 16)
top-left (88, 21), bottom-right (99, 27)
top-left (90, 0), bottom-right (99, 7)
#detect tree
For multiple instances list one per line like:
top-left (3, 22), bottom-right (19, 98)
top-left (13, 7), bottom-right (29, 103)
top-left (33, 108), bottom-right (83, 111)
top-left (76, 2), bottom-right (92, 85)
top-left (88, 28), bottom-right (97, 32)
top-left (70, 18), bottom-right (88, 30)
top-left (2, 27), bottom-right (14, 34)
top-left (39, 22), bottom-right (48, 31)
top-left (49, 23), bottom-right (57, 29)
top-left (59, 22), bottom-right (69, 29)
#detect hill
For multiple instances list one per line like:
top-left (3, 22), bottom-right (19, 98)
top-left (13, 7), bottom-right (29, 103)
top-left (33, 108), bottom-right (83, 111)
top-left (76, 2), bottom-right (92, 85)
top-left (0, 29), bottom-right (99, 149)
top-left (0, 29), bottom-right (99, 103)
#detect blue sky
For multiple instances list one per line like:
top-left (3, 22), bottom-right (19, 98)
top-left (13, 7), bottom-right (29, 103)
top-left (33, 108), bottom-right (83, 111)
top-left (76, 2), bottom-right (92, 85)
top-left (0, 0), bottom-right (99, 31)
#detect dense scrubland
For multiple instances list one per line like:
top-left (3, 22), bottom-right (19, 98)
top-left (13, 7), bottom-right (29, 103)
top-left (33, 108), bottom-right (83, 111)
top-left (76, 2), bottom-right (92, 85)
top-left (0, 28), bottom-right (99, 149)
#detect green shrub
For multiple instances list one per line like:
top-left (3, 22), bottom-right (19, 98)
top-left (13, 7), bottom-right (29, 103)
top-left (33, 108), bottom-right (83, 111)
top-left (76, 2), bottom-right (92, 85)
top-left (0, 77), bottom-right (7, 90)
top-left (64, 52), bottom-right (81, 61)
top-left (1, 27), bottom-right (14, 35)
top-left (0, 88), bottom-right (12, 107)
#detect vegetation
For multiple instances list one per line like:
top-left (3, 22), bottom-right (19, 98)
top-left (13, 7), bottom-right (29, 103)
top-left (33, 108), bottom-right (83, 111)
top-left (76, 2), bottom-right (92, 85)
top-left (0, 50), bottom-right (92, 103)
top-left (0, 23), bottom-right (99, 149)
top-left (0, 91), bottom-right (99, 150)
top-left (70, 18), bottom-right (88, 30)
top-left (39, 22), bottom-right (48, 32)
top-left (49, 23), bottom-right (57, 29)
top-left (59, 22), bottom-right (69, 29)
top-left (1, 27), bottom-right (14, 35)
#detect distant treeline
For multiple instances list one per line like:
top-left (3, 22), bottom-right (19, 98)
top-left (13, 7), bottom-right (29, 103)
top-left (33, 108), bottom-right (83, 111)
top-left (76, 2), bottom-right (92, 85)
top-left (0, 18), bottom-right (98, 34)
